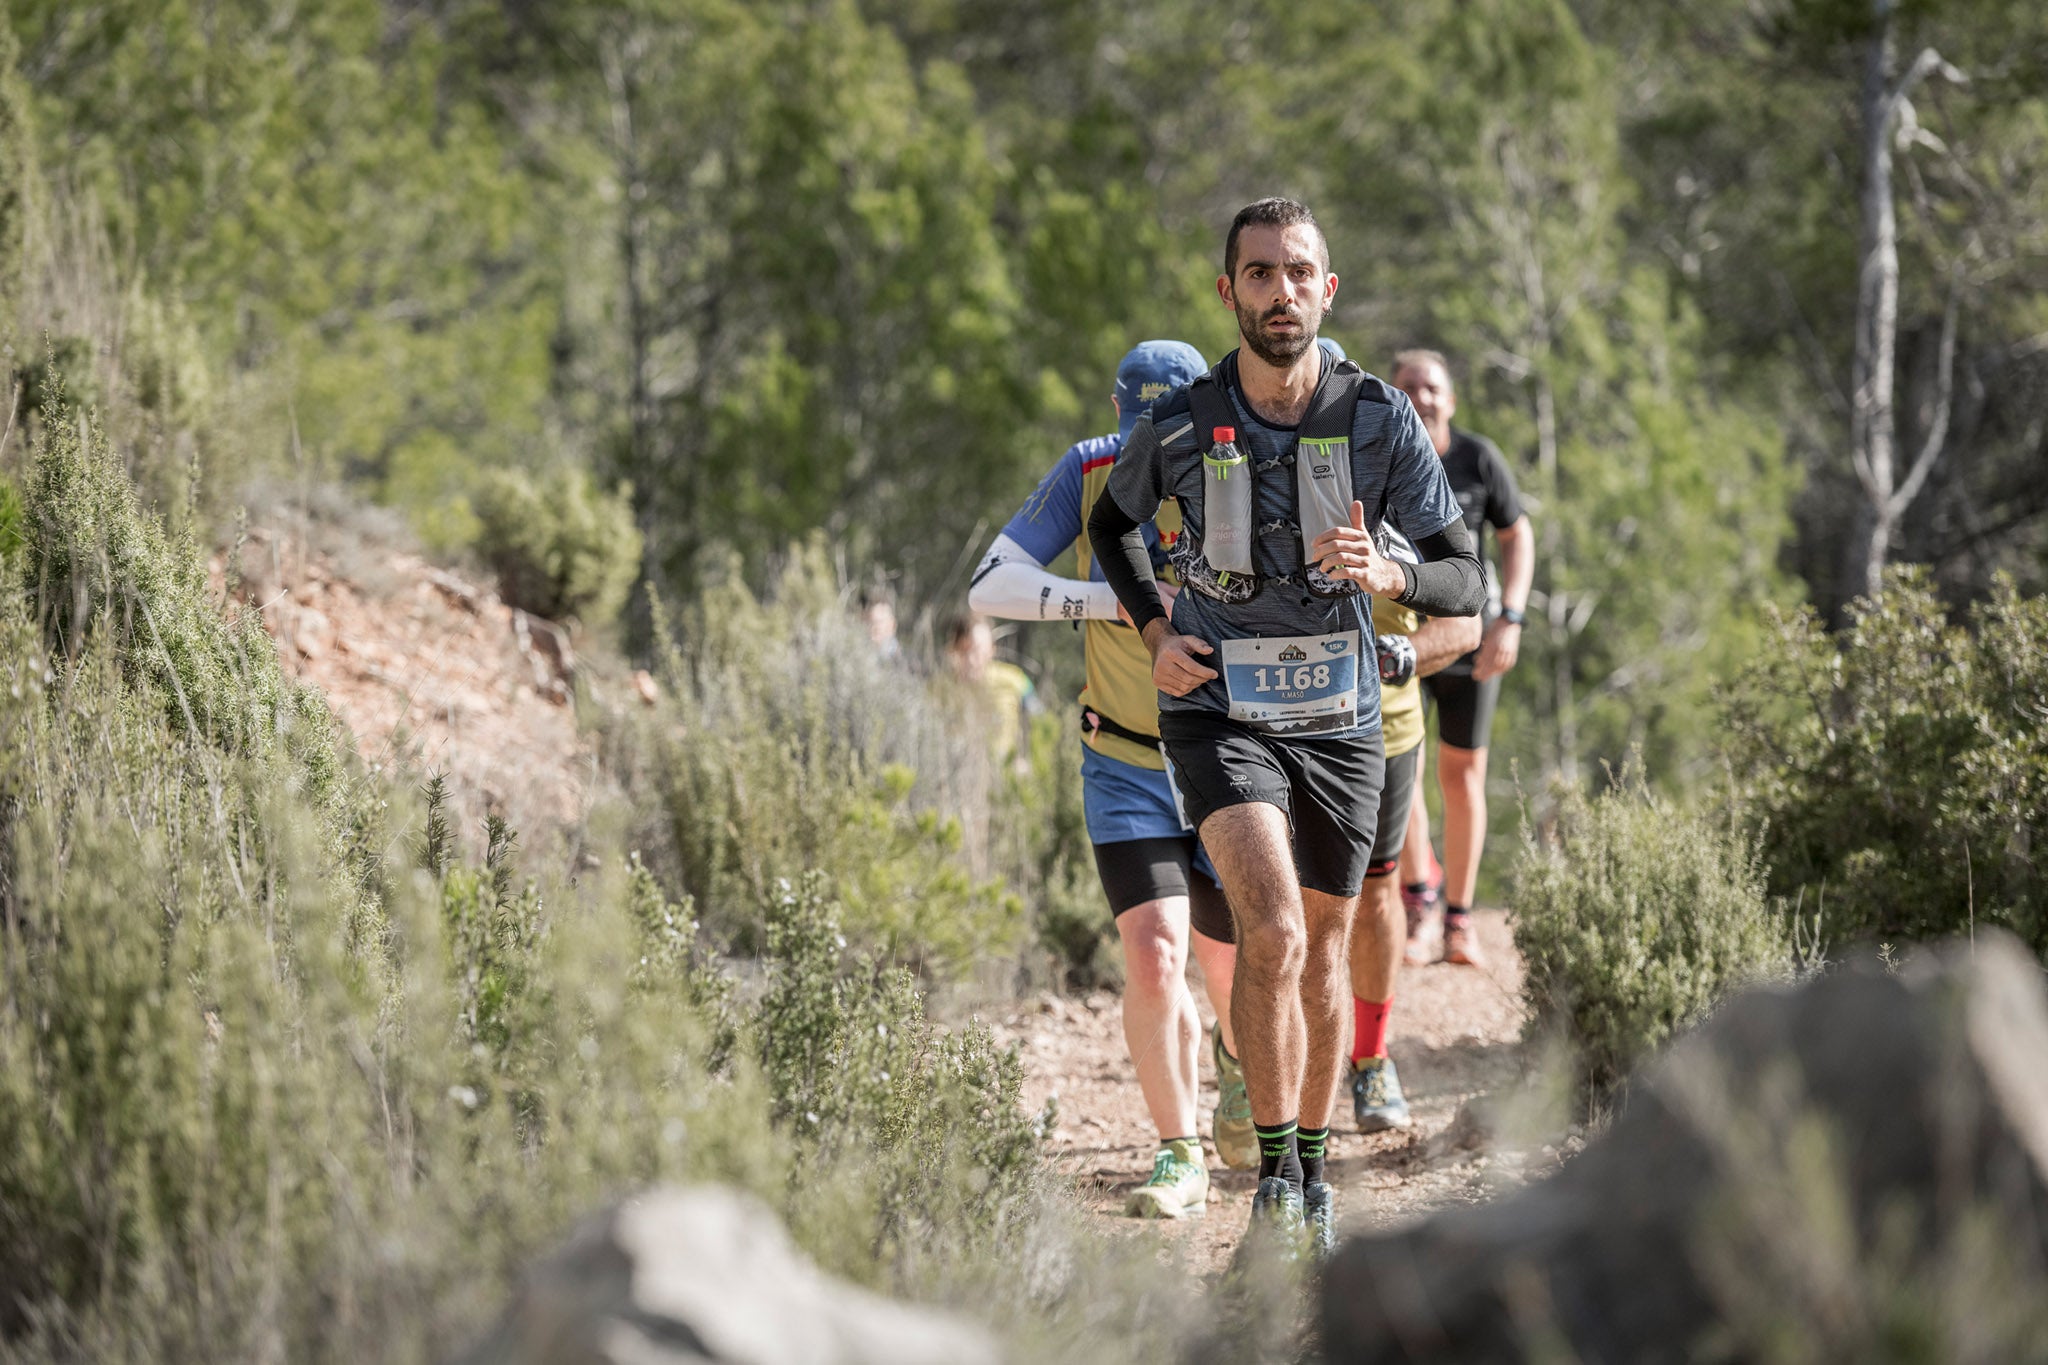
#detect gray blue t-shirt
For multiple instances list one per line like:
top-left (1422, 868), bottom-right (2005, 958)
top-left (1105, 356), bottom-right (1461, 739)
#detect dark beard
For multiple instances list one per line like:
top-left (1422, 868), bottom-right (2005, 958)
top-left (1235, 298), bottom-right (1318, 368)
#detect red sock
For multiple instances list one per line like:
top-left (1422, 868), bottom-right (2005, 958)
top-left (1351, 996), bottom-right (1392, 1063)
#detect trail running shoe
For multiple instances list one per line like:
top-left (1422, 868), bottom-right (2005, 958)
top-left (1350, 1054), bottom-right (1413, 1134)
top-left (1211, 1024), bottom-right (1258, 1170)
top-left (1303, 1180), bottom-right (1339, 1261)
top-left (1125, 1137), bottom-right (1209, 1219)
top-left (1236, 1176), bottom-right (1307, 1262)
top-left (1442, 914), bottom-right (1486, 967)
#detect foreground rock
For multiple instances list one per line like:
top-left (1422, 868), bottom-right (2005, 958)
top-left (454, 1186), bottom-right (1000, 1365)
top-left (1322, 933), bottom-right (2048, 1362)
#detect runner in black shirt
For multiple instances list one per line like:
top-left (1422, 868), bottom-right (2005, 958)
top-left (1391, 350), bottom-right (1533, 969)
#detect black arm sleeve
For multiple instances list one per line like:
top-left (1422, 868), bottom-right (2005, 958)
top-left (1395, 515), bottom-right (1485, 617)
top-left (1086, 488), bottom-right (1166, 633)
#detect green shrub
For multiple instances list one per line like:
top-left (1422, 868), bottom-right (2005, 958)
top-left (1721, 569), bottom-right (2048, 955)
top-left (613, 540), bottom-right (1024, 976)
top-left (473, 464), bottom-right (642, 626)
top-left (759, 874), bottom-right (1043, 1285)
top-left (0, 402), bottom-right (1057, 1362)
top-left (1512, 776), bottom-right (1794, 1096)
top-left (0, 475), bottom-right (25, 564)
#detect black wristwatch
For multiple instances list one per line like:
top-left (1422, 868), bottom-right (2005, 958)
top-left (1499, 607), bottom-right (1526, 626)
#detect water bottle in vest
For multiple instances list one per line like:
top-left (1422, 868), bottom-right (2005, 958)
top-left (1202, 425), bottom-right (1254, 578)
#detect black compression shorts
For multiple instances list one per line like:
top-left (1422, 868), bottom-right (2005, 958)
top-left (1367, 743), bottom-right (1420, 877)
top-left (1158, 711), bottom-right (1386, 898)
top-left (1091, 837), bottom-right (1235, 944)
top-left (1421, 668), bottom-right (1501, 751)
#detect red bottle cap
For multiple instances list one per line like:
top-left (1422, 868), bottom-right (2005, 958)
top-left (1213, 426), bottom-right (1236, 442)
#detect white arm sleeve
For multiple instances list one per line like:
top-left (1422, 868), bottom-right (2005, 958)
top-left (968, 533), bottom-right (1122, 622)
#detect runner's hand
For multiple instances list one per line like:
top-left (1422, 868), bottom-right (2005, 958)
top-left (1141, 619), bottom-right (1217, 696)
top-left (1472, 616), bottom-right (1521, 681)
top-left (1309, 501), bottom-right (1406, 596)
top-left (1116, 580), bottom-right (1179, 629)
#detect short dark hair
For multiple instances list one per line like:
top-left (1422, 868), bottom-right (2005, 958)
top-left (1224, 198), bottom-right (1327, 281)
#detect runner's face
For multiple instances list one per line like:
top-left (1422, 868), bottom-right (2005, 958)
top-left (1395, 360), bottom-right (1456, 436)
top-left (1219, 224), bottom-right (1336, 368)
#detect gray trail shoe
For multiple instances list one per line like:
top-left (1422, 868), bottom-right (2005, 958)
top-left (1350, 1053), bottom-right (1414, 1133)
top-left (1232, 1176), bottom-right (1307, 1269)
top-left (1303, 1180), bottom-right (1339, 1261)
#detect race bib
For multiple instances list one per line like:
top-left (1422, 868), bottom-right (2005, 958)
top-left (1219, 631), bottom-right (1361, 736)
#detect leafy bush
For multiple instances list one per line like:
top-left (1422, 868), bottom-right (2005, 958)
top-left (758, 875), bottom-right (1043, 1284)
top-left (1721, 569), bottom-right (2048, 955)
top-left (473, 464), bottom-right (642, 627)
top-left (610, 540), bottom-right (1024, 976)
top-left (0, 401), bottom-right (1056, 1362)
top-left (1513, 776), bottom-right (1794, 1096)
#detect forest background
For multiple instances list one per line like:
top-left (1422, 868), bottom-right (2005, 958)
top-left (14, 0), bottom-right (2047, 836)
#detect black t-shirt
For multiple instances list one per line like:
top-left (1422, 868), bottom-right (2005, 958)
top-left (1437, 429), bottom-right (1524, 675)
top-left (1441, 429), bottom-right (1523, 543)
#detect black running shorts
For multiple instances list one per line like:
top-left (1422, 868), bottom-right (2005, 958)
top-left (1367, 742), bottom-right (1420, 877)
top-left (1158, 711), bottom-right (1386, 898)
top-left (1421, 668), bottom-right (1501, 751)
top-left (1090, 837), bottom-right (1236, 944)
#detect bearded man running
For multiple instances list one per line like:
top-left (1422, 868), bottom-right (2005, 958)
top-left (1087, 198), bottom-right (1482, 1258)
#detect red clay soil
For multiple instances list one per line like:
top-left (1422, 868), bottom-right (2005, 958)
top-left (223, 523), bottom-right (626, 841)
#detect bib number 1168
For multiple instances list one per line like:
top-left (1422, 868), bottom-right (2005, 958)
top-left (1252, 663), bottom-right (1332, 693)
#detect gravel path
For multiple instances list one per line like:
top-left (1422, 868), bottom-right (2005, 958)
top-left (994, 910), bottom-right (1532, 1273)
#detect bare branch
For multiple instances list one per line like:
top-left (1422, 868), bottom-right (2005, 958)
top-left (1889, 271), bottom-right (1961, 517)
top-left (1890, 47), bottom-right (1968, 118)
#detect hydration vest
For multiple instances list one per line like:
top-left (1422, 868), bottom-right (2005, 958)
top-left (1171, 350), bottom-right (1396, 604)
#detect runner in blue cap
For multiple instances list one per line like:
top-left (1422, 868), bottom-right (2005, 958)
top-left (971, 339), bottom-right (1249, 1219)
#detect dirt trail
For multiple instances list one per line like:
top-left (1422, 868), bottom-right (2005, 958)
top-left (994, 910), bottom-right (1530, 1272)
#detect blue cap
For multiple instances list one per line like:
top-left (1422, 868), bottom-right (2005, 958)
top-left (1115, 340), bottom-right (1207, 445)
top-left (1317, 336), bottom-right (1347, 362)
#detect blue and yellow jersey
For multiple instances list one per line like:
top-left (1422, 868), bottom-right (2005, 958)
top-left (1002, 434), bottom-right (1183, 771)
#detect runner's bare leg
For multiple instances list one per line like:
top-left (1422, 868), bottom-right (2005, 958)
top-left (1115, 898), bottom-right (1202, 1140)
top-left (1192, 932), bottom-right (1239, 1057)
top-left (1438, 743), bottom-right (1489, 909)
top-left (1199, 801), bottom-right (1305, 1126)
top-left (1301, 887), bottom-right (1361, 1130)
top-left (1350, 874), bottom-right (1403, 1004)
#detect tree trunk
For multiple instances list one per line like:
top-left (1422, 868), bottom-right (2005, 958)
top-left (1848, 0), bottom-right (1961, 602)
top-left (1849, 0), bottom-right (1901, 602)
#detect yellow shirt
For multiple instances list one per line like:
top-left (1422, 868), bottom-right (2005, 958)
top-left (1373, 595), bottom-right (1425, 758)
top-left (1075, 450), bottom-right (1182, 770)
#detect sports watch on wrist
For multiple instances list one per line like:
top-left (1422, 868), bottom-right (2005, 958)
top-left (1499, 607), bottom-right (1526, 627)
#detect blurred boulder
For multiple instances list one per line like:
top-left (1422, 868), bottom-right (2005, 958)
top-left (1322, 933), bottom-right (2048, 1363)
top-left (453, 1185), bottom-right (1000, 1365)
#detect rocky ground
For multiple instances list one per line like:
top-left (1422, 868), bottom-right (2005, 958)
top-left (994, 911), bottom-right (1542, 1274)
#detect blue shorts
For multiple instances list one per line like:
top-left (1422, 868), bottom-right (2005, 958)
top-left (1080, 746), bottom-right (1219, 886)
